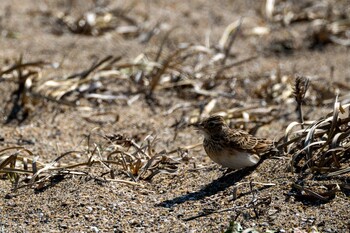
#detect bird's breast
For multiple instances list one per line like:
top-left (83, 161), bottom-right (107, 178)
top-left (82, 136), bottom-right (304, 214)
top-left (203, 139), bottom-right (260, 169)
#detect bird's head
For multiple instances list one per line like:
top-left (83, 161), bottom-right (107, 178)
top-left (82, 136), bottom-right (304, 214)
top-left (193, 115), bottom-right (227, 137)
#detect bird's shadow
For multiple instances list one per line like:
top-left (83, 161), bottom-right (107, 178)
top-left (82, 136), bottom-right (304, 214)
top-left (157, 166), bottom-right (257, 208)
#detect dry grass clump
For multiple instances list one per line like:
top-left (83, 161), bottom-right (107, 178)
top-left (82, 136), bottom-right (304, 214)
top-left (258, 0), bottom-right (350, 52)
top-left (0, 56), bottom-right (55, 123)
top-left (253, 68), bottom-right (350, 108)
top-left (280, 77), bottom-right (350, 201)
top-left (35, 55), bottom-right (121, 103)
top-left (0, 132), bottom-right (182, 191)
top-left (1, 55), bottom-right (124, 123)
top-left (284, 97), bottom-right (350, 177)
top-left (250, 72), bottom-right (350, 201)
top-left (0, 18), bottom-right (255, 120)
top-left (44, 2), bottom-right (152, 39)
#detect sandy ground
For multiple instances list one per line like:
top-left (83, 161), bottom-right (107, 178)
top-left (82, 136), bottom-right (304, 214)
top-left (1, 0), bottom-right (349, 232)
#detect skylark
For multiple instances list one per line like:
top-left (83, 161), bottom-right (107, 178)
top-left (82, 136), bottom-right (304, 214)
top-left (194, 115), bottom-right (275, 170)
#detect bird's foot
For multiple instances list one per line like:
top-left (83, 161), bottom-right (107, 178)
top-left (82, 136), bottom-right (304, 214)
top-left (220, 167), bottom-right (235, 176)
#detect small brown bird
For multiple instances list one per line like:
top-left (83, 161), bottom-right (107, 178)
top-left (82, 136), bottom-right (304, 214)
top-left (194, 115), bottom-right (275, 170)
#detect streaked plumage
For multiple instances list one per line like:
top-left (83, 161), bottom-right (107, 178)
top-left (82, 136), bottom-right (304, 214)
top-left (194, 115), bottom-right (274, 169)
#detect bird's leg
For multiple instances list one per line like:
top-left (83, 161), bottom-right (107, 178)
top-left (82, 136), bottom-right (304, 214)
top-left (221, 167), bottom-right (235, 176)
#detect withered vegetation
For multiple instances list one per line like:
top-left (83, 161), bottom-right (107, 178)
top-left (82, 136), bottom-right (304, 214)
top-left (1, 1), bottom-right (350, 231)
top-left (0, 131), bottom-right (184, 191)
top-left (1, 0), bottom-right (350, 197)
top-left (282, 90), bottom-right (350, 202)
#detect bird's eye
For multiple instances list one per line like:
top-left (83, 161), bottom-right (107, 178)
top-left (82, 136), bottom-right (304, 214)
top-left (208, 122), bottom-right (215, 127)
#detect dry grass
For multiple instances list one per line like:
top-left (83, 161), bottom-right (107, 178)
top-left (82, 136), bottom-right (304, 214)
top-left (0, 130), bottom-right (185, 191)
top-left (264, 0), bottom-right (350, 47)
top-left (1, 0), bottom-right (350, 231)
top-left (1, 1), bottom-right (350, 194)
top-left (2, 64), bottom-right (349, 200)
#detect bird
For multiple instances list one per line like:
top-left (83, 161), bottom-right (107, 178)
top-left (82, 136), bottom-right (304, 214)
top-left (194, 115), bottom-right (275, 170)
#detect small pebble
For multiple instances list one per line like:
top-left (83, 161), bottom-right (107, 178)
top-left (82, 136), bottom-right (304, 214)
top-left (90, 226), bottom-right (99, 233)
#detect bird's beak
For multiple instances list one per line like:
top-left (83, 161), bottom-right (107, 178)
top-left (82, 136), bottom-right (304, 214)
top-left (191, 122), bottom-right (203, 130)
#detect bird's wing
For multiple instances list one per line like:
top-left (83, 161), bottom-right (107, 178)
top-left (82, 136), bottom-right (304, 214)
top-left (225, 128), bottom-right (273, 154)
top-left (254, 138), bottom-right (274, 154)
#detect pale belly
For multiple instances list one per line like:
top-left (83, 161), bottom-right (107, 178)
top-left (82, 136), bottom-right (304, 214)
top-left (207, 149), bottom-right (260, 169)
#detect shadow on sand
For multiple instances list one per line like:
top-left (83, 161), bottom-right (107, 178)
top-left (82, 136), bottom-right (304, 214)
top-left (158, 166), bottom-right (258, 208)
